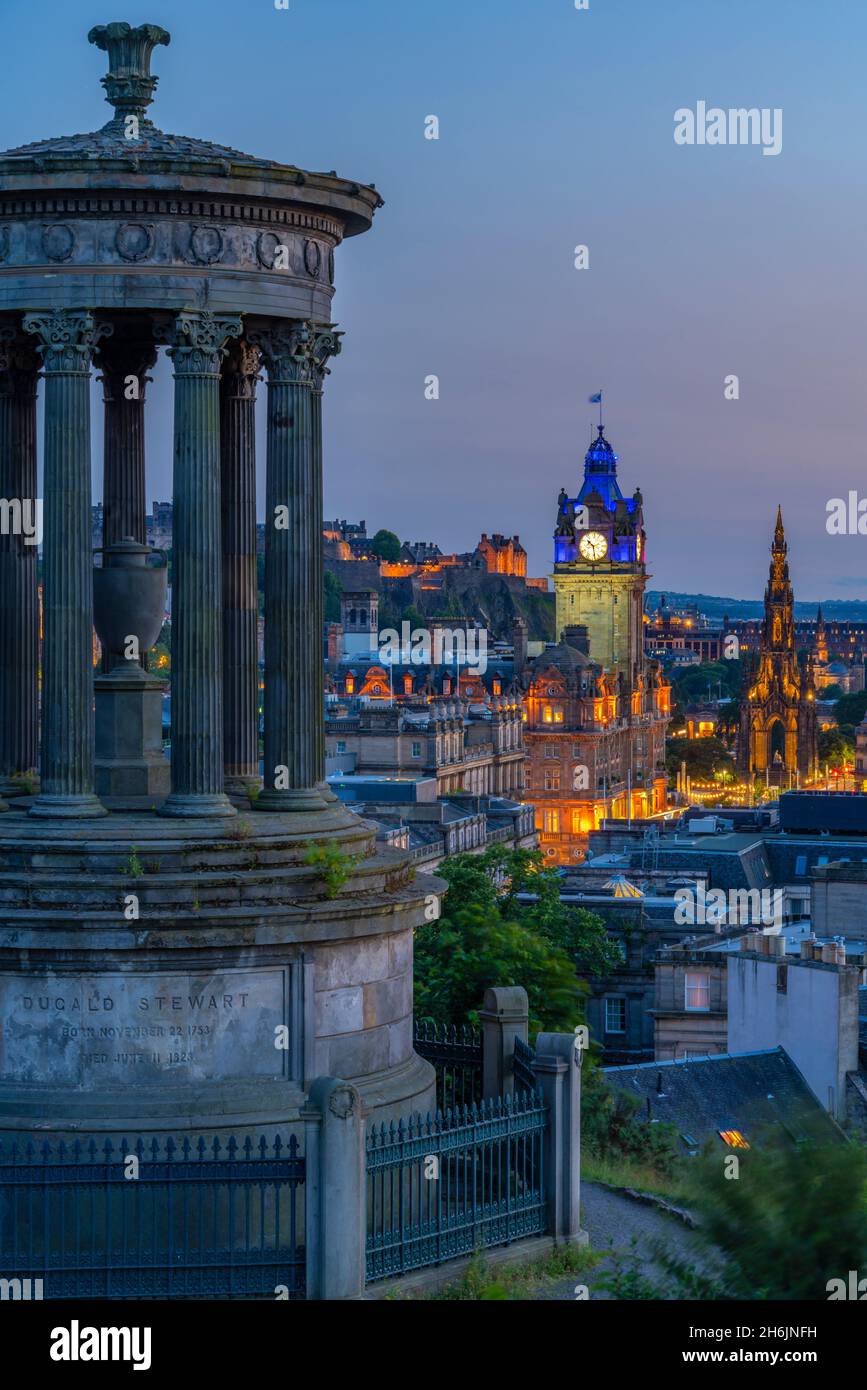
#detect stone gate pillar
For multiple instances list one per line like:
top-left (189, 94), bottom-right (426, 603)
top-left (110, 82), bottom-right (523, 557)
top-left (0, 328), bottom-right (40, 802)
top-left (156, 309), bottom-right (241, 818)
top-left (251, 321), bottom-right (323, 812)
top-left (23, 309), bottom-right (110, 819)
top-left (220, 340), bottom-right (262, 798)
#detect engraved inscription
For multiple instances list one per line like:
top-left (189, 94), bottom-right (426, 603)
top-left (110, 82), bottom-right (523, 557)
top-left (0, 968), bottom-right (287, 1087)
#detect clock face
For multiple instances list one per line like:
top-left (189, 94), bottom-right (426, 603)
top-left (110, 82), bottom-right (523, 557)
top-left (579, 531), bottom-right (608, 562)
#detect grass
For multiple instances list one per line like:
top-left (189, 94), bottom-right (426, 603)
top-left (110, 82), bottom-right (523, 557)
top-left (124, 847), bottom-right (145, 880)
top-left (417, 1245), bottom-right (604, 1301)
top-left (581, 1151), bottom-right (690, 1204)
top-left (303, 841), bottom-right (359, 899)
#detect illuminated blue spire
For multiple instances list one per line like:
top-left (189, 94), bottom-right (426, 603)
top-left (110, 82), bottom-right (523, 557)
top-left (577, 424), bottom-right (624, 510)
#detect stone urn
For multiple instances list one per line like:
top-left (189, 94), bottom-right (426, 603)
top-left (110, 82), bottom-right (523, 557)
top-left (92, 538), bottom-right (170, 805)
top-left (93, 536), bottom-right (168, 670)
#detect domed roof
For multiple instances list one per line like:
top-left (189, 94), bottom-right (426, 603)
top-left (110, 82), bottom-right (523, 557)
top-left (0, 21), bottom-right (382, 235)
top-left (526, 639), bottom-right (593, 673)
top-left (584, 424), bottom-right (618, 469)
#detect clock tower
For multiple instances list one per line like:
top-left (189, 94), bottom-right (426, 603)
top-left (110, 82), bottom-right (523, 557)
top-left (553, 423), bottom-right (647, 677)
top-left (521, 416), bottom-right (669, 864)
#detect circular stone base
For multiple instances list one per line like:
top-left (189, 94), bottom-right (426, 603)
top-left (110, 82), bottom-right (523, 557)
top-left (253, 787), bottom-right (327, 813)
top-left (28, 793), bottom-right (109, 819)
top-left (158, 791), bottom-right (238, 818)
top-left (0, 804), bottom-right (445, 1142)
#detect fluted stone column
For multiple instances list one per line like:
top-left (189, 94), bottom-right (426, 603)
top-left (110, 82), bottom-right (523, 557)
top-left (220, 341), bottom-right (262, 797)
top-left (97, 333), bottom-right (157, 548)
top-left (0, 330), bottom-right (40, 805)
top-left (309, 326), bottom-right (342, 802)
top-left (22, 310), bottom-right (110, 818)
top-left (250, 321), bottom-right (322, 812)
top-left (156, 310), bottom-right (242, 818)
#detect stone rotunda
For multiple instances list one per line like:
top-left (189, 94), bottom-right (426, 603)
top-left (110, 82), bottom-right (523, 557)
top-left (0, 22), bottom-right (440, 1140)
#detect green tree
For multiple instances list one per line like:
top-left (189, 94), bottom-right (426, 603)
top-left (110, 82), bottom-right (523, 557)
top-left (818, 727), bottom-right (854, 767)
top-left (370, 528), bottom-right (401, 562)
top-left (608, 1138), bottom-right (867, 1301)
top-left (414, 846), bottom-right (619, 1034)
top-left (401, 603), bottom-right (427, 631)
top-left (414, 903), bottom-right (585, 1035)
top-left (491, 846), bottom-right (623, 978)
top-left (672, 659), bottom-right (742, 710)
top-left (665, 735), bottom-right (734, 781)
top-left (835, 690), bottom-right (867, 728)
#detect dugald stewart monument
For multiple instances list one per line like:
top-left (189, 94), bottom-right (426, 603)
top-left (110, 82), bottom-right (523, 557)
top-left (0, 20), bottom-right (442, 1149)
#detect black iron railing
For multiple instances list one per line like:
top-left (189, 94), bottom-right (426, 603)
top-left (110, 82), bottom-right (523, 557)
top-left (366, 1091), bottom-right (548, 1283)
top-left (0, 1133), bottom-right (305, 1300)
top-left (513, 1035), bottom-right (537, 1095)
top-left (413, 1020), bottom-right (483, 1111)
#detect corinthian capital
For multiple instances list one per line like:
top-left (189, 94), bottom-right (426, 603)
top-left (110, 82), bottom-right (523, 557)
top-left (221, 339), bottom-right (262, 401)
top-left (95, 332), bottom-right (158, 403)
top-left (247, 321), bottom-right (313, 385)
top-left (22, 310), bottom-right (112, 373)
top-left (154, 311), bottom-right (243, 375)
top-left (308, 323), bottom-right (343, 392)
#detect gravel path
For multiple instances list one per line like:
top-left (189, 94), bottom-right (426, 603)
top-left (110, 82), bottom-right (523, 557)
top-left (538, 1181), bottom-right (705, 1300)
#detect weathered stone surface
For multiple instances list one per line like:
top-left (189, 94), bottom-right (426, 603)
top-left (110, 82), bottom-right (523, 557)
top-left (220, 341), bottom-right (261, 795)
top-left (156, 310), bottom-right (241, 819)
top-left (0, 23), bottom-right (443, 1147)
top-left (363, 975), bottom-right (411, 1030)
top-left (23, 309), bottom-right (109, 819)
top-left (326, 1025), bottom-right (391, 1079)
top-left (0, 332), bottom-right (38, 792)
top-left (0, 966), bottom-right (287, 1087)
top-left (315, 986), bottom-right (364, 1037)
top-left (315, 939), bottom-right (391, 990)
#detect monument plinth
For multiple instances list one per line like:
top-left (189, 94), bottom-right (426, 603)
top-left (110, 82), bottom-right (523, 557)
top-left (0, 22), bottom-right (439, 1142)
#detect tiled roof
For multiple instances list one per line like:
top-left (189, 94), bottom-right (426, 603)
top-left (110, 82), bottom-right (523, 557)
top-left (0, 118), bottom-right (285, 170)
top-left (604, 1048), bottom-right (840, 1150)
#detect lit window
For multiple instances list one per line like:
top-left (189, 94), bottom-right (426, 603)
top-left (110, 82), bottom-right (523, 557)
top-left (719, 1130), bottom-right (750, 1150)
top-left (684, 971), bottom-right (710, 1012)
top-left (544, 768), bottom-right (561, 792)
top-left (605, 997), bottom-right (626, 1034)
top-left (543, 706), bottom-right (553, 723)
top-left (543, 810), bottom-right (560, 834)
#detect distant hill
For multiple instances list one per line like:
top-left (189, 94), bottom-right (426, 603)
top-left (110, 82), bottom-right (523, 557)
top-left (647, 592), bottom-right (867, 623)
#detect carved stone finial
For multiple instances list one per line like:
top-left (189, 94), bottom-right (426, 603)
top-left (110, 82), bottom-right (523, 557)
top-left (88, 22), bottom-right (171, 120)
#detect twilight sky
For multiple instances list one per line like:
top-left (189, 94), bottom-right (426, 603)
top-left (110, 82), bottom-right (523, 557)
top-left (2, 0), bottom-right (866, 601)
